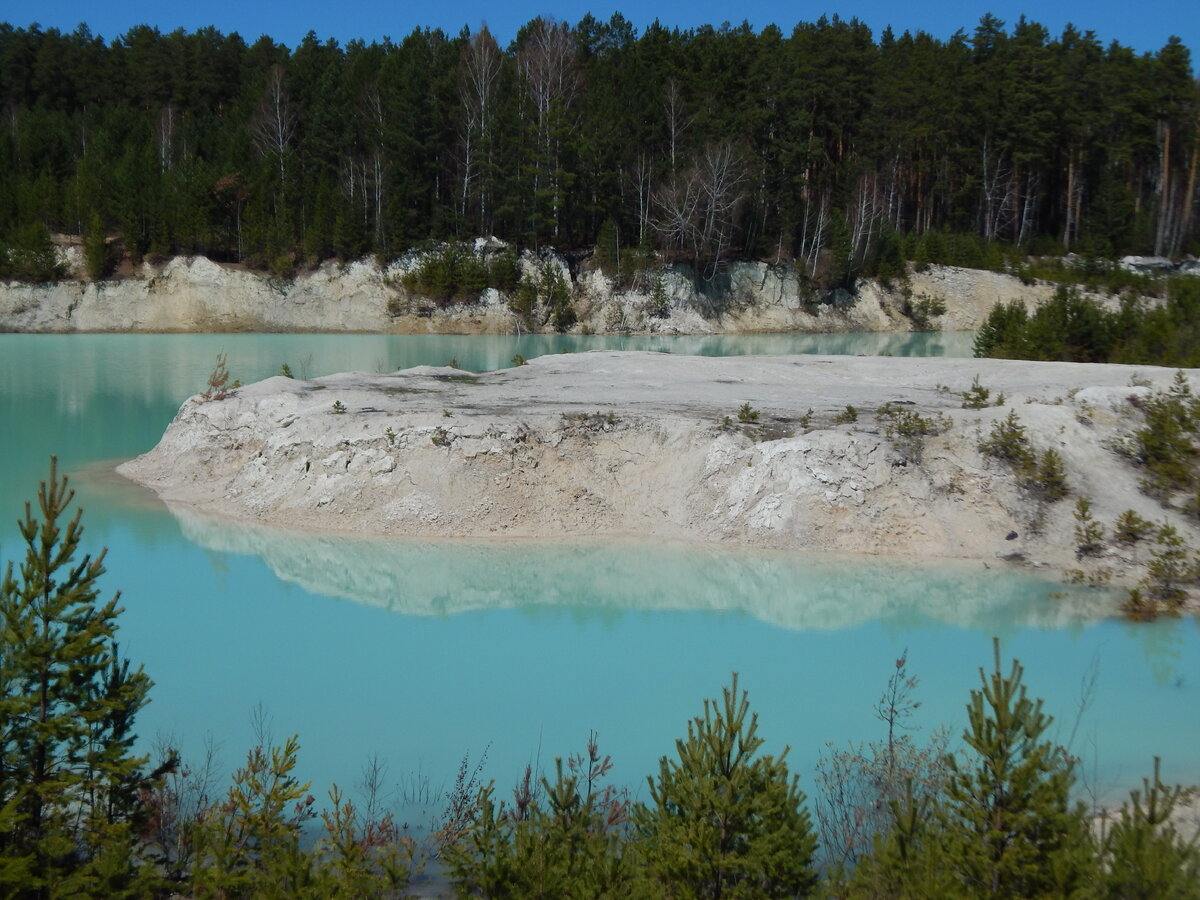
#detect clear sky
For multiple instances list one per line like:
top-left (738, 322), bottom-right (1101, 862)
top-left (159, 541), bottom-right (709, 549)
top-left (0, 0), bottom-right (1194, 58)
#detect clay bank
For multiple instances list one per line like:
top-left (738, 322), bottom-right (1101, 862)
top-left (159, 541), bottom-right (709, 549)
top-left (118, 352), bottom-right (1200, 612)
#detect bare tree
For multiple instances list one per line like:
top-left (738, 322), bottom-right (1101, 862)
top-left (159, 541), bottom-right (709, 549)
top-left (459, 26), bottom-right (502, 233)
top-left (848, 170), bottom-right (885, 267)
top-left (978, 135), bottom-right (1014, 243)
top-left (653, 141), bottom-right (747, 283)
top-left (629, 152), bottom-right (654, 245)
top-left (362, 85), bottom-right (388, 247)
top-left (250, 64), bottom-right (296, 194)
top-left (663, 78), bottom-right (690, 171)
top-left (797, 192), bottom-right (831, 278)
top-left (156, 104), bottom-right (176, 173)
top-left (518, 17), bottom-right (579, 241)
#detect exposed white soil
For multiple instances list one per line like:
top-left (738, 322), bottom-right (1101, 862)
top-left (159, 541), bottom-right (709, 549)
top-left (118, 352), bottom-right (1200, 613)
top-left (1, 251), bottom-right (1054, 335)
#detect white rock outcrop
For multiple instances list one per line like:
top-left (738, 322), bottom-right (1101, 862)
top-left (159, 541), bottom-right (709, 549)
top-left (118, 352), bottom-right (1200, 611)
top-left (1, 250), bottom-right (1053, 335)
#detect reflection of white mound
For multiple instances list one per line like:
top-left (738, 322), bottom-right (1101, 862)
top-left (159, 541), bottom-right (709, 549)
top-left (171, 504), bottom-right (1114, 632)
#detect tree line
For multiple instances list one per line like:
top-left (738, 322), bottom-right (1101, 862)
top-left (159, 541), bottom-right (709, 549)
top-left (0, 13), bottom-right (1196, 286)
top-left (2, 461), bottom-right (1199, 897)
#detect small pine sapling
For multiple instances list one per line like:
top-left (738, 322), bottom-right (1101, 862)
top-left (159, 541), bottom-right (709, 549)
top-left (202, 352), bottom-right (232, 400)
top-left (961, 375), bottom-right (992, 409)
top-left (1073, 497), bottom-right (1106, 558)
top-left (1113, 509), bottom-right (1154, 545)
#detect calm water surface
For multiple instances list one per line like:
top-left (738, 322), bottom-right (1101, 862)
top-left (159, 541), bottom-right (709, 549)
top-left (0, 333), bottom-right (1196, 816)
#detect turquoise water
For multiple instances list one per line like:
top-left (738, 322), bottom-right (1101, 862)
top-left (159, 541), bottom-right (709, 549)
top-left (1, 333), bottom-right (1196, 817)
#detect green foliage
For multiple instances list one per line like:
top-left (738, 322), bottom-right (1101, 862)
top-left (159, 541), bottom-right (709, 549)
top-left (1030, 447), bottom-right (1069, 503)
top-left (938, 641), bottom-right (1094, 898)
top-left (1011, 256), bottom-right (1166, 295)
top-left (186, 734), bottom-right (408, 900)
top-left (834, 405), bottom-right (859, 425)
top-left (279, 363), bottom-right (294, 378)
top-left (0, 20), bottom-right (1197, 278)
top-left (1125, 372), bottom-right (1200, 499)
top-left (976, 280), bottom-right (1200, 367)
top-left (960, 374), bottom-right (1001, 409)
top-left (877, 404), bottom-right (949, 464)
top-left (646, 274), bottom-right (670, 319)
top-left (402, 246), bottom-right (518, 306)
top-left (737, 402), bottom-right (759, 423)
top-left (634, 673), bottom-right (818, 899)
top-left (544, 266), bottom-right (576, 332)
top-left (445, 735), bottom-right (632, 899)
top-left (1114, 509), bottom-right (1155, 545)
top-left (978, 410), bottom-right (1035, 470)
top-left (0, 222), bottom-right (66, 283)
top-left (1073, 497), bottom-right (1106, 558)
top-left (1099, 757), bottom-right (1200, 898)
top-left (331, 400), bottom-right (347, 414)
top-left (83, 213), bottom-right (115, 280)
top-left (975, 286), bottom-right (1115, 362)
top-left (899, 294), bottom-right (946, 331)
top-left (508, 261), bottom-right (577, 332)
top-left (979, 412), bottom-right (1069, 503)
top-left (0, 459), bottom-right (153, 897)
top-left (1137, 523), bottom-right (1194, 611)
top-left (843, 787), bottom-right (956, 899)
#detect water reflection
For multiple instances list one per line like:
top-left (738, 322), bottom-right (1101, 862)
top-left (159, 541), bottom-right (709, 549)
top-left (168, 504), bottom-right (1115, 632)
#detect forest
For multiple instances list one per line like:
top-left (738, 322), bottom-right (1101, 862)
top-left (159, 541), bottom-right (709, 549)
top-left (0, 13), bottom-right (1197, 287)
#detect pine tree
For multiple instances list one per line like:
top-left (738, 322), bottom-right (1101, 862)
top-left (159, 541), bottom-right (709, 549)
top-left (444, 733), bottom-right (631, 899)
top-left (939, 639), bottom-right (1094, 898)
top-left (1100, 757), bottom-right (1200, 899)
top-left (634, 673), bottom-right (818, 899)
top-left (0, 459), bottom-right (154, 898)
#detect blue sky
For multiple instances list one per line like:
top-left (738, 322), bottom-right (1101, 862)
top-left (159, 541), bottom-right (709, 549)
top-left (1, 0), bottom-right (1194, 57)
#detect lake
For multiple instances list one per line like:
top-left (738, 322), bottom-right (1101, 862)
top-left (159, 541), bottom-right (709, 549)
top-left (0, 332), bottom-right (1196, 825)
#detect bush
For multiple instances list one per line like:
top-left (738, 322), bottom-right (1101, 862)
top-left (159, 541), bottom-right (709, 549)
top-left (634, 674), bottom-right (819, 899)
top-left (0, 222), bottom-right (66, 282)
top-left (960, 374), bottom-right (1001, 409)
top-left (737, 402), bottom-right (759, 423)
top-left (975, 278), bottom-right (1200, 367)
top-left (445, 736), bottom-right (631, 899)
top-left (83, 212), bottom-right (115, 279)
top-left (1127, 371), bottom-right (1200, 499)
top-left (978, 410), bottom-right (1035, 470)
top-left (1138, 523), bottom-right (1194, 610)
top-left (877, 404), bottom-right (949, 463)
top-left (403, 245), bottom-right (517, 306)
top-left (1073, 497), bottom-right (1106, 557)
top-left (1029, 448), bottom-right (1069, 503)
top-left (1113, 509), bottom-right (1155, 544)
top-left (900, 294), bottom-right (946, 331)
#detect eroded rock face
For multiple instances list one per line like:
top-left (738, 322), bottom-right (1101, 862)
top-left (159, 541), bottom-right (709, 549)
top-left (118, 352), bottom-right (1200, 605)
top-left (1, 250), bottom-right (1050, 335)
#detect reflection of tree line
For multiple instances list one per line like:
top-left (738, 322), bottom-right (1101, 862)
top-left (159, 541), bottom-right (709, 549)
top-left (169, 505), bottom-right (1110, 631)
